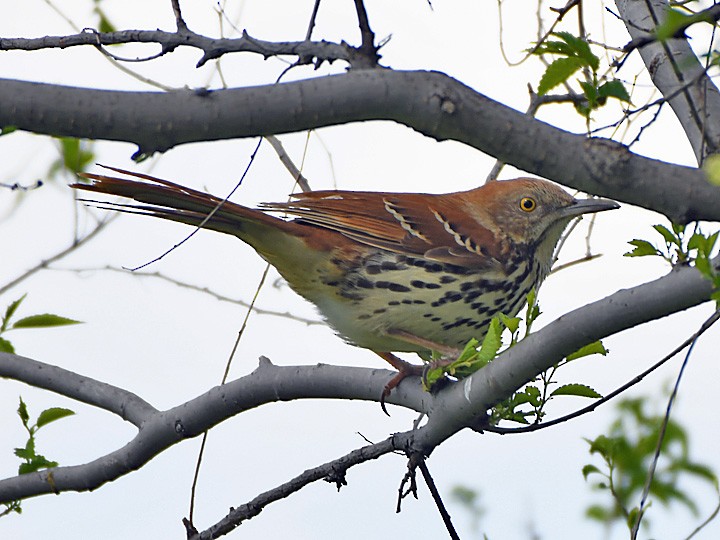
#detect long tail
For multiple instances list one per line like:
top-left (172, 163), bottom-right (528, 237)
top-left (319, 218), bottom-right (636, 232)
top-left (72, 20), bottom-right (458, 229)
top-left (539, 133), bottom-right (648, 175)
top-left (71, 166), bottom-right (291, 241)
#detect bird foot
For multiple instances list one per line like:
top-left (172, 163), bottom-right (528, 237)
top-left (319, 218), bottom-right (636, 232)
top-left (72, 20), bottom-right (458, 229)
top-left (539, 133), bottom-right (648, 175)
top-left (375, 352), bottom-right (423, 416)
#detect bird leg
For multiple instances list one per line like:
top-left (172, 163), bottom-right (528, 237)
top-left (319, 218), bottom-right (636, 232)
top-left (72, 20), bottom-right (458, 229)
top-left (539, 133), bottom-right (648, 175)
top-left (385, 329), bottom-right (461, 357)
top-left (375, 331), bottom-right (462, 415)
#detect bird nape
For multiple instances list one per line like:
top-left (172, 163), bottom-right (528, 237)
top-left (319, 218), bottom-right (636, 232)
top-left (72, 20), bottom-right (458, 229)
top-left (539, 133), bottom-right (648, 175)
top-left (72, 167), bottom-right (619, 406)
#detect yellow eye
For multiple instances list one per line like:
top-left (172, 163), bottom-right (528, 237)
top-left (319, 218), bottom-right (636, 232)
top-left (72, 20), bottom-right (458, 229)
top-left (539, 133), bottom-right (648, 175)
top-left (520, 197), bottom-right (536, 212)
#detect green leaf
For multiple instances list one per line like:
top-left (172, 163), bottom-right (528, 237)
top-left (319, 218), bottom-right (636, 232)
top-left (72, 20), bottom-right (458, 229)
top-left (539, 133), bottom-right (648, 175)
top-left (0, 337), bottom-right (15, 353)
top-left (499, 314), bottom-right (521, 334)
top-left (59, 137), bottom-right (94, 174)
top-left (538, 57), bottom-right (584, 96)
top-left (582, 464), bottom-right (602, 479)
top-left (598, 80), bottom-right (631, 103)
top-left (532, 40), bottom-right (575, 57)
top-left (704, 154), bottom-right (720, 186)
top-left (2, 294), bottom-right (26, 332)
top-left (18, 456), bottom-right (58, 475)
top-left (695, 255), bottom-right (712, 277)
top-left (566, 340), bottom-right (609, 361)
top-left (627, 506), bottom-right (642, 531)
top-left (12, 314), bottom-right (83, 329)
top-left (579, 80), bottom-right (599, 109)
top-left (653, 224), bottom-right (680, 246)
top-left (17, 397), bottom-right (29, 426)
top-left (36, 407), bottom-right (75, 429)
top-left (624, 239), bottom-right (660, 257)
top-left (0, 125), bottom-right (18, 136)
top-left (655, 8), bottom-right (690, 41)
top-left (553, 32), bottom-right (599, 70)
top-left (551, 383), bottom-right (602, 399)
top-left (476, 317), bottom-right (503, 364)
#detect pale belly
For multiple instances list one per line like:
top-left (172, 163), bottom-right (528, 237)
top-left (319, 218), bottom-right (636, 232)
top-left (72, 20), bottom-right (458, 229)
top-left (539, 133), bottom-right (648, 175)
top-left (308, 252), bottom-right (542, 354)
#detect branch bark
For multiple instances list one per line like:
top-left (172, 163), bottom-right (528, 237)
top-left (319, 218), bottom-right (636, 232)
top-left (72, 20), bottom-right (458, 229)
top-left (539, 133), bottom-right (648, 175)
top-left (0, 71), bottom-right (718, 223)
top-left (616, 0), bottom-right (720, 163)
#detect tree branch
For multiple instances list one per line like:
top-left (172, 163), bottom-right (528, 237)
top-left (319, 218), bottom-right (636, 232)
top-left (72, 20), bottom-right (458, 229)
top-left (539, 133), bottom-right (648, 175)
top-left (0, 259), bottom-right (715, 505)
top-left (0, 71), bottom-right (718, 222)
top-left (616, 0), bottom-right (720, 163)
top-left (0, 28), bottom-right (357, 69)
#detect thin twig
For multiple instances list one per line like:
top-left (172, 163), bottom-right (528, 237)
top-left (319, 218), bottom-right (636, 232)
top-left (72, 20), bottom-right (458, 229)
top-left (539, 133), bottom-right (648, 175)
top-left (305, 0), bottom-right (322, 41)
top-left (485, 309), bottom-right (720, 434)
top-left (128, 138), bottom-right (264, 271)
top-left (417, 458), bottom-right (460, 540)
top-left (265, 135), bottom-right (312, 193)
top-left (630, 309), bottom-right (717, 538)
top-left (170, 0), bottom-right (189, 32)
top-left (0, 220), bottom-right (110, 296)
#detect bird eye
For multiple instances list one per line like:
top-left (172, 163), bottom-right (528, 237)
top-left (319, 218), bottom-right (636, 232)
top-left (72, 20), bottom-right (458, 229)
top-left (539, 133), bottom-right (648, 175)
top-left (519, 197), bottom-right (536, 212)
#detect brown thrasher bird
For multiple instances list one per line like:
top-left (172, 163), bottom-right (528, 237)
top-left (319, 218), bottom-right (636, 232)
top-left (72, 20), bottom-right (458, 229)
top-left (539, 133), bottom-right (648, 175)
top-left (72, 168), bottom-right (618, 399)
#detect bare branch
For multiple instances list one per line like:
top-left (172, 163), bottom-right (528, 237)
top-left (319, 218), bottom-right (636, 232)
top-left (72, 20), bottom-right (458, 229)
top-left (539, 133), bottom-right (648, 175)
top-left (0, 29), bottom-right (355, 69)
top-left (0, 219), bottom-right (109, 296)
top-left (192, 435), bottom-right (400, 539)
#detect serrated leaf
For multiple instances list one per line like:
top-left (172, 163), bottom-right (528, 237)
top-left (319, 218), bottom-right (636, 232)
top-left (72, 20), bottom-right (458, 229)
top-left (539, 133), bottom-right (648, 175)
top-left (553, 31), bottom-right (599, 70)
top-left (3, 294), bottom-right (26, 329)
top-left (14, 447), bottom-right (32, 460)
top-left (499, 314), bottom-right (521, 334)
top-left (598, 80), bottom-right (631, 103)
top-left (532, 40), bottom-right (575, 57)
top-left (551, 383), bottom-right (602, 399)
top-left (566, 340), bottom-right (608, 361)
top-left (476, 317), bottom-right (503, 364)
top-left (36, 407), bottom-right (75, 429)
top-left (17, 398), bottom-right (29, 426)
top-left (579, 80), bottom-right (599, 107)
top-left (624, 239), bottom-right (660, 257)
top-left (653, 224), bottom-right (680, 246)
top-left (12, 314), bottom-right (83, 329)
top-left (18, 456), bottom-right (58, 475)
top-left (0, 337), bottom-right (15, 353)
top-left (582, 464), bottom-right (601, 479)
top-left (538, 57), bottom-right (584, 96)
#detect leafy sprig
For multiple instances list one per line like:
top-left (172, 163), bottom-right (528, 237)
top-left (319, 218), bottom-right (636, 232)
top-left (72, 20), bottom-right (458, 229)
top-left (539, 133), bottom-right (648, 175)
top-left (424, 290), bottom-right (607, 425)
top-left (626, 223), bottom-right (719, 305)
top-left (0, 294), bottom-right (82, 354)
top-left (2, 397), bottom-right (75, 517)
top-left (531, 32), bottom-right (631, 119)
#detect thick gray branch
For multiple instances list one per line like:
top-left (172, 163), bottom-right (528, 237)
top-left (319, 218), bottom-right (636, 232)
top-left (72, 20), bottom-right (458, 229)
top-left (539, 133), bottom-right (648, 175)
top-left (0, 353), bottom-right (156, 426)
top-left (617, 0), bottom-right (720, 163)
top-left (0, 71), bottom-right (718, 222)
top-left (0, 358), bottom-right (428, 503)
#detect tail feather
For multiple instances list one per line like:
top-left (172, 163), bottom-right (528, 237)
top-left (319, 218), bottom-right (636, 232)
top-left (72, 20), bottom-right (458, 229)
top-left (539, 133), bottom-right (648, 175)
top-left (71, 167), bottom-right (288, 239)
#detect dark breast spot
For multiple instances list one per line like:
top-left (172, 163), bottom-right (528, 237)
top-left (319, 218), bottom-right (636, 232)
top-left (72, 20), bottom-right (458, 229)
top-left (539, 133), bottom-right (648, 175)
top-left (375, 281), bottom-right (411, 293)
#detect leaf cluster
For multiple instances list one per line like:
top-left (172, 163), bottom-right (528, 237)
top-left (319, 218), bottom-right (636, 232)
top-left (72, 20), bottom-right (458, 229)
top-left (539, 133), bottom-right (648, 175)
top-left (626, 223), bottom-right (720, 305)
top-left (532, 32), bottom-right (631, 119)
top-left (583, 397), bottom-right (717, 532)
top-left (3, 398), bottom-right (75, 517)
top-left (423, 290), bottom-right (606, 426)
top-left (0, 294), bottom-right (83, 354)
